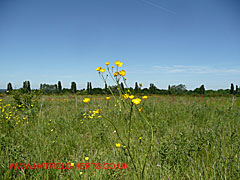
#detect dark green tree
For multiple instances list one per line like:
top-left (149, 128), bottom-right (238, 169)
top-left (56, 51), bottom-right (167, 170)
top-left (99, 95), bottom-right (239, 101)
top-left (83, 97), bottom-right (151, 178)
top-left (58, 81), bottom-right (62, 92)
top-left (149, 83), bottom-right (156, 94)
top-left (89, 82), bottom-right (93, 95)
top-left (135, 82), bottom-right (139, 94)
top-left (230, 83), bottom-right (234, 94)
top-left (200, 85), bottom-right (205, 95)
top-left (23, 81), bottom-right (31, 93)
top-left (105, 83), bottom-right (109, 94)
top-left (87, 82), bottom-right (90, 94)
top-left (7, 82), bottom-right (13, 92)
top-left (71, 82), bottom-right (77, 93)
top-left (168, 85), bottom-right (171, 94)
top-left (235, 85), bottom-right (239, 95)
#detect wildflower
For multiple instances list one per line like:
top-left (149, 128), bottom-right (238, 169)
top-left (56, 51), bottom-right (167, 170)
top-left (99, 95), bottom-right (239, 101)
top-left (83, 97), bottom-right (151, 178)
top-left (71, 163), bottom-right (74, 167)
top-left (106, 97), bottom-right (110, 100)
top-left (113, 72), bottom-right (118, 76)
top-left (80, 172), bottom-right (83, 175)
top-left (118, 70), bottom-right (126, 76)
top-left (0, 99), bottom-right (2, 102)
top-left (114, 60), bottom-right (123, 67)
top-left (83, 98), bottom-right (90, 103)
top-left (100, 68), bottom-right (105, 73)
top-left (105, 62), bottom-right (109, 65)
top-left (139, 107), bottom-right (144, 112)
top-left (96, 67), bottom-right (101, 71)
top-left (139, 137), bottom-right (142, 140)
top-left (85, 157), bottom-right (89, 161)
top-left (116, 143), bottom-right (121, 148)
top-left (112, 66), bottom-right (114, 68)
top-left (123, 94), bottom-right (129, 99)
top-left (98, 115), bottom-right (102, 118)
top-left (95, 109), bottom-right (101, 113)
top-left (142, 96), bottom-right (148, 100)
top-left (132, 98), bottom-right (141, 105)
top-left (129, 95), bottom-right (134, 99)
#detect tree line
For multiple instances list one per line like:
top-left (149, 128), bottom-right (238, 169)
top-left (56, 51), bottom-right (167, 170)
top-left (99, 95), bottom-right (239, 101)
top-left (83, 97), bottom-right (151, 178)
top-left (3, 81), bottom-right (240, 96)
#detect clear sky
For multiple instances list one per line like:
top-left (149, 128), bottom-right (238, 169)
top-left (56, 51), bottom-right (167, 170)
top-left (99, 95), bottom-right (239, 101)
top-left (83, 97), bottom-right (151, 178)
top-left (0, 0), bottom-right (239, 90)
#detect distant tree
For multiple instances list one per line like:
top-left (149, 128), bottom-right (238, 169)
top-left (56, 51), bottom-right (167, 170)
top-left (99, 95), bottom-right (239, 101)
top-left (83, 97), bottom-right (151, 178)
top-left (87, 82), bottom-right (90, 94)
top-left (40, 83), bottom-right (58, 93)
top-left (23, 81), bottom-right (31, 93)
top-left (71, 82), bottom-right (77, 93)
top-left (168, 85), bottom-right (171, 94)
top-left (58, 81), bottom-right (62, 92)
top-left (200, 85), bottom-right (205, 95)
top-left (235, 85), bottom-right (239, 95)
top-left (230, 83), bottom-right (234, 94)
top-left (7, 82), bottom-right (13, 92)
top-left (170, 84), bottom-right (187, 94)
top-left (149, 83), bottom-right (157, 94)
top-left (89, 82), bottom-right (93, 95)
top-left (134, 82), bottom-right (139, 94)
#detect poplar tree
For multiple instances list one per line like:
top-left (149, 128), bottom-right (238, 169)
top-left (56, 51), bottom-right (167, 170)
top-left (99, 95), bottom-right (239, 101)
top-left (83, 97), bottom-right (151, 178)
top-left (89, 82), bottom-right (93, 95)
top-left (230, 83), bottom-right (234, 94)
top-left (7, 82), bottom-right (13, 92)
top-left (135, 82), bottom-right (139, 94)
top-left (58, 81), bottom-right (62, 92)
top-left (200, 85), bottom-right (205, 95)
top-left (71, 82), bottom-right (77, 93)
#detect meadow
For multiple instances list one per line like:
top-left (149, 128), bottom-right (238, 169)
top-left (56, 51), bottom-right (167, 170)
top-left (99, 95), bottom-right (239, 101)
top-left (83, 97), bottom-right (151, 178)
top-left (1, 61), bottom-right (240, 180)
top-left (1, 94), bottom-right (240, 180)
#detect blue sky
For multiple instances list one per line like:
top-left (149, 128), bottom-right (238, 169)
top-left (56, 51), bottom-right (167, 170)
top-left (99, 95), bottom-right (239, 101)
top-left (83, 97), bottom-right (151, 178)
top-left (0, 0), bottom-right (239, 90)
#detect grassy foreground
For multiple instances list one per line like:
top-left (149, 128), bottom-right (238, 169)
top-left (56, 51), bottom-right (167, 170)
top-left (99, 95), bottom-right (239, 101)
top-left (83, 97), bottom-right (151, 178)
top-left (1, 95), bottom-right (240, 179)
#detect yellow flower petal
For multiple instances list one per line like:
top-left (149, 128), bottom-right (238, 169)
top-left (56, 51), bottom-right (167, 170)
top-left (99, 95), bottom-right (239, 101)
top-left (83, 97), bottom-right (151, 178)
top-left (132, 98), bottom-right (141, 105)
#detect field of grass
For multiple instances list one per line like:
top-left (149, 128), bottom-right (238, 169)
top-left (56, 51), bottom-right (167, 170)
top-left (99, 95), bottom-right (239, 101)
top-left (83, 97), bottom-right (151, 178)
top-left (1, 94), bottom-right (240, 179)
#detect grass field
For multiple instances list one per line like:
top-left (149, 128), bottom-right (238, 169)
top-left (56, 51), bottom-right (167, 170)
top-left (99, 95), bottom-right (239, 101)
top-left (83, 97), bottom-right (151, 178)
top-left (1, 94), bottom-right (240, 179)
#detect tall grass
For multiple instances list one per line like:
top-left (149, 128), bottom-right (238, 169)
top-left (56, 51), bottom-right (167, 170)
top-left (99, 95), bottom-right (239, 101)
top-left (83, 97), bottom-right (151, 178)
top-left (1, 95), bottom-right (240, 179)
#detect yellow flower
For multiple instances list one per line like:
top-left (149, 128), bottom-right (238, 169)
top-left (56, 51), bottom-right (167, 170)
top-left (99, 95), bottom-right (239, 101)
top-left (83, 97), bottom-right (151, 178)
top-left (83, 98), bottom-right (90, 103)
top-left (95, 109), bottom-right (101, 114)
top-left (106, 97), bottom-right (110, 100)
top-left (114, 60), bottom-right (123, 67)
top-left (113, 72), bottom-right (118, 76)
top-left (80, 172), bottom-right (83, 175)
top-left (139, 107), bottom-right (144, 112)
top-left (129, 95), bottom-right (134, 99)
top-left (0, 99), bottom-right (2, 102)
top-left (116, 143), bottom-right (121, 148)
top-left (132, 98), bottom-right (141, 105)
top-left (122, 94), bottom-right (129, 99)
top-left (100, 68), bottom-right (105, 73)
top-left (142, 96), bottom-right (148, 100)
top-left (139, 137), bottom-right (142, 140)
top-left (118, 70), bottom-right (126, 76)
top-left (71, 163), bottom-right (74, 167)
top-left (85, 157), bottom-right (89, 161)
top-left (96, 67), bottom-right (101, 71)
top-left (105, 62), bottom-right (109, 65)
